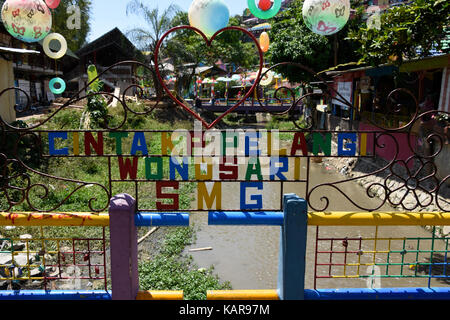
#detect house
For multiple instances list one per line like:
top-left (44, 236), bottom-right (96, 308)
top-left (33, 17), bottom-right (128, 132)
top-left (324, 53), bottom-right (449, 174)
top-left (0, 18), bottom-right (79, 122)
top-left (64, 28), bottom-right (144, 98)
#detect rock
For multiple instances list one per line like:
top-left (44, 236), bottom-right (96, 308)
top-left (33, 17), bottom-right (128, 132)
top-left (12, 253), bottom-right (29, 267)
top-left (0, 252), bottom-right (12, 265)
top-left (387, 180), bottom-right (396, 189)
top-left (443, 226), bottom-right (450, 236)
top-left (418, 192), bottom-right (430, 205)
top-left (0, 240), bottom-right (7, 251)
top-left (403, 197), bottom-right (417, 208)
top-left (19, 234), bottom-right (32, 240)
top-left (0, 280), bottom-right (8, 290)
top-left (49, 267), bottom-right (60, 277)
top-left (30, 268), bottom-right (43, 277)
top-left (12, 242), bottom-right (26, 251)
top-left (29, 280), bottom-right (43, 288)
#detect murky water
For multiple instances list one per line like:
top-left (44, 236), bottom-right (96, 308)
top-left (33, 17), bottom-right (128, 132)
top-left (185, 162), bottom-right (450, 290)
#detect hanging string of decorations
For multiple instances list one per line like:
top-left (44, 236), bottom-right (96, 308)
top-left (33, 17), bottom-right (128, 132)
top-left (42, 32), bottom-right (67, 59)
top-left (1, 0), bottom-right (67, 95)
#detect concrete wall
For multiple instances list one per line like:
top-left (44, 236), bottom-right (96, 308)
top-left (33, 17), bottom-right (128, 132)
top-left (359, 122), bottom-right (417, 166)
top-left (0, 59), bottom-right (16, 123)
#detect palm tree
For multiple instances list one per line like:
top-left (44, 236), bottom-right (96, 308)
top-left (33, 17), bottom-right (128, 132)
top-left (126, 0), bottom-right (180, 98)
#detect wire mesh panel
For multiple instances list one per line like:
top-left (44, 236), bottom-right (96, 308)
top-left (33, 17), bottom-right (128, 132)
top-left (0, 226), bottom-right (109, 291)
top-left (313, 225), bottom-right (450, 289)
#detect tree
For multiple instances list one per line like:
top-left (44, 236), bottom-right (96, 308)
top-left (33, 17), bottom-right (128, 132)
top-left (51, 0), bottom-right (92, 52)
top-left (125, 0), bottom-right (180, 98)
top-left (165, 13), bottom-right (260, 95)
top-left (347, 0), bottom-right (450, 66)
top-left (126, 0), bottom-right (180, 54)
top-left (268, 0), bottom-right (364, 82)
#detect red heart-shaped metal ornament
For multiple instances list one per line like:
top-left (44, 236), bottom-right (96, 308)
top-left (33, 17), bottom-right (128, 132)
top-left (154, 25), bottom-right (264, 129)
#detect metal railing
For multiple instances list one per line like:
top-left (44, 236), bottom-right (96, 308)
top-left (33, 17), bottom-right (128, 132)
top-left (0, 193), bottom-right (449, 300)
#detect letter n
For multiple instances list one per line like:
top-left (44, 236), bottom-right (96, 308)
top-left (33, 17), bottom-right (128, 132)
top-left (85, 132), bottom-right (104, 155)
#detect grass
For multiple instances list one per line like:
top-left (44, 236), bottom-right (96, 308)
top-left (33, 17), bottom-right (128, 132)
top-left (139, 226), bottom-right (231, 300)
top-left (266, 114), bottom-right (305, 142)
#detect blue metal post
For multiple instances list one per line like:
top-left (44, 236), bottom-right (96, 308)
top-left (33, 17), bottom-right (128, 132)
top-left (135, 212), bottom-right (190, 227)
top-left (278, 194), bottom-right (308, 300)
top-left (208, 211), bottom-right (284, 226)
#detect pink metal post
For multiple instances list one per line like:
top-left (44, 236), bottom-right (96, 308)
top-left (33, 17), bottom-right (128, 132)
top-left (109, 194), bottom-right (139, 300)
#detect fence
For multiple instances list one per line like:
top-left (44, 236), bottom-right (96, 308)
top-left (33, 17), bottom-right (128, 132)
top-left (0, 193), bottom-right (449, 300)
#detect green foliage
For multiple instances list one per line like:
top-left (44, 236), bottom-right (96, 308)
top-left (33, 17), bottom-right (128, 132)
top-left (166, 13), bottom-right (259, 95)
top-left (125, 0), bottom-right (180, 98)
top-left (269, 0), bottom-right (363, 82)
top-left (86, 81), bottom-right (108, 129)
top-left (347, 0), bottom-right (450, 66)
top-left (139, 227), bottom-right (231, 300)
top-left (51, 108), bottom-right (81, 129)
top-left (51, 0), bottom-right (92, 52)
top-left (125, 0), bottom-right (180, 53)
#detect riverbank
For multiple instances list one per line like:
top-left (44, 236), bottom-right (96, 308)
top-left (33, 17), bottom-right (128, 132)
top-left (321, 155), bottom-right (450, 237)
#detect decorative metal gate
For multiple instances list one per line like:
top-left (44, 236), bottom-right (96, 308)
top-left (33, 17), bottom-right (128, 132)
top-left (0, 25), bottom-right (449, 300)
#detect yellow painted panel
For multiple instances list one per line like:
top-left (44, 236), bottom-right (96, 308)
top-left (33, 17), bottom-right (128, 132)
top-left (136, 291), bottom-right (184, 300)
top-left (308, 212), bottom-right (450, 226)
top-left (207, 290), bottom-right (279, 300)
top-left (0, 212), bottom-right (110, 227)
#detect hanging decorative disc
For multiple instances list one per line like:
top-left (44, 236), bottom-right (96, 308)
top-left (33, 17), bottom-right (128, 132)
top-left (43, 32), bottom-right (67, 59)
top-left (247, 0), bottom-right (282, 19)
top-left (49, 77), bottom-right (66, 94)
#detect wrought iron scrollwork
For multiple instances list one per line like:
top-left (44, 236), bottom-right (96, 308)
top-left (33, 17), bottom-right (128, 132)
top-left (0, 25), bottom-right (448, 213)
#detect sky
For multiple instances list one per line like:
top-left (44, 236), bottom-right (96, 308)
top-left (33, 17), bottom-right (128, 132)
top-left (88, 0), bottom-right (249, 43)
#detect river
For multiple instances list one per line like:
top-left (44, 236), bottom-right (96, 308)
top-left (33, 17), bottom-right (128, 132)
top-left (184, 160), bottom-right (450, 290)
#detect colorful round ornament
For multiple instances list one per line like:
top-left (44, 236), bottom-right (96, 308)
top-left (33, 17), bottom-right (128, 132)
top-left (259, 31), bottom-right (270, 53)
top-left (247, 0), bottom-right (282, 20)
top-left (45, 0), bottom-right (61, 9)
top-left (258, 0), bottom-right (272, 11)
top-left (49, 77), bottom-right (66, 94)
top-left (302, 0), bottom-right (350, 36)
top-left (42, 32), bottom-right (67, 59)
top-left (188, 0), bottom-right (230, 38)
top-left (1, 0), bottom-right (52, 43)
